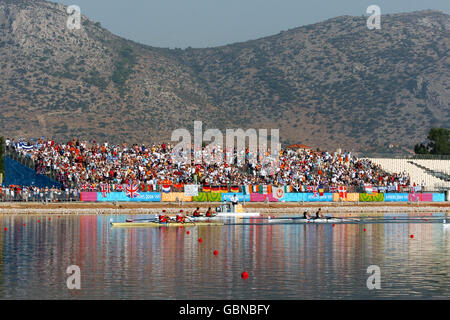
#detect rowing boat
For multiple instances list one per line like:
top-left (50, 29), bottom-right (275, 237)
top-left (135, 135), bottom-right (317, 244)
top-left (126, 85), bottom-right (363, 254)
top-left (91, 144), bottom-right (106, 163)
top-left (111, 221), bottom-right (224, 228)
top-left (268, 217), bottom-right (341, 224)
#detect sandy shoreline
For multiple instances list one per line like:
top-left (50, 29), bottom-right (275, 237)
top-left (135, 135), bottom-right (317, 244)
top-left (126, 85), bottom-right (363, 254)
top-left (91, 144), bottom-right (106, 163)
top-left (0, 202), bottom-right (448, 216)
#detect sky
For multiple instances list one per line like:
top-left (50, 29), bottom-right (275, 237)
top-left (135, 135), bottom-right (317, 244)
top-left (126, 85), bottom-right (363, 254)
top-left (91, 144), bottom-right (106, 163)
top-left (56, 0), bottom-right (450, 49)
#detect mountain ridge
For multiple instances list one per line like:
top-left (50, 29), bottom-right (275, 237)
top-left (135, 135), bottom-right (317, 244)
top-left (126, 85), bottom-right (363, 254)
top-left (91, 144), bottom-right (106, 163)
top-left (0, 0), bottom-right (448, 156)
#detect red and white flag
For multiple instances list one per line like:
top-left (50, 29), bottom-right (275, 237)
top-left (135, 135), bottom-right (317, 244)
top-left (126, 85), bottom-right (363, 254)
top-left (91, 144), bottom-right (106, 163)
top-left (101, 183), bottom-right (111, 198)
top-left (364, 184), bottom-right (373, 194)
top-left (338, 186), bottom-right (347, 199)
top-left (125, 183), bottom-right (140, 198)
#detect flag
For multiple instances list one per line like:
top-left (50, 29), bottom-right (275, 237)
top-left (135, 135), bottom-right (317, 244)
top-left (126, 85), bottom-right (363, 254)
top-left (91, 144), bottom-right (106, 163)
top-left (242, 185), bottom-right (251, 195)
top-left (80, 184), bottom-right (89, 191)
top-left (329, 186), bottom-right (338, 193)
top-left (211, 185), bottom-right (220, 193)
top-left (318, 185), bottom-right (324, 197)
top-left (220, 185), bottom-right (229, 193)
top-left (272, 187), bottom-right (285, 199)
top-left (101, 184), bottom-right (110, 198)
top-left (252, 185), bottom-right (259, 193)
top-left (230, 185), bottom-right (240, 193)
top-left (115, 184), bottom-right (123, 192)
top-left (173, 183), bottom-right (184, 190)
top-left (202, 185), bottom-right (211, 192)
top-left (364, 184), bottom-right (373, 194)
top-left (125, 183), bottom-right (140, 198)
top-left (161, 185), bottom-right (171, 193)
top-left (338, 186), bottom-right (347, 199)
top-left (258, 185), bottom-right (272, 194)
top-left (313, 186), bottom-right (318, 198)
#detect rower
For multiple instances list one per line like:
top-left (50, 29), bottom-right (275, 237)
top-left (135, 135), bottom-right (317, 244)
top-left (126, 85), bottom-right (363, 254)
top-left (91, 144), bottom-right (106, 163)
top-left (303, 210), bottom-right (309, 219)
top-left (159, 210), bottom-right (170, 223)
top-left (205, 207), bottom-right (215, 217)
top-left (304, 210), bottom-right (312, 220)
top-left (315, 208), bottom-right (324, 219)
top-left (176, 209), bottom-right (186, 223)
top-left (193, 207), bottom-right (202, 217)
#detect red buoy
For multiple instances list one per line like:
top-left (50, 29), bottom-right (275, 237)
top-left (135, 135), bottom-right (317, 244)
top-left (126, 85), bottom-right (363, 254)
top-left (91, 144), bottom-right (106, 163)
top-left (241, 271), bottom-right (249, 279)
top-left (198, 238), bottom-right (203, 243)
top-left (58, 216), bottom-right (60, 218)
top-left (425, 219), bottom-right (428, 222)
top-left (213, 250), bottom-right (219, 256)
top-left (4, 227), bottom-right (7, 231)
top-left (23, 223), bottom-right (26, 226)
top-left (186, 231), bottom-right (190, 235)
top-left (48, 218), bottom-right (51, 221)
top-left (332, 224), bottom-right (335, 227)
top-left (364, 228), bottom-right (367, 232)
top-left (410, 234), bottom-right (414, 239)
top-left (38, 220), bottom-right (40, 223)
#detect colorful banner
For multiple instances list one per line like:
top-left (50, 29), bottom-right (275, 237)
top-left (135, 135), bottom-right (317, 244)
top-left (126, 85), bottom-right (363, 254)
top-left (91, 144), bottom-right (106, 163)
top-left (359, 193), bottom-right (384, 202)
top-left (192, 192), bottom-right (222, 202)
top-left (161, 192), bottom-right (192, 202)
top-left (384, 193), bottom-right (409, 202)
top-left (82, 191), bottom-right (446, 202)
top-left (332, 193), bottom-right (359, 202)
top-left (250, 193), bottom-right (279, 202)
top-left (279, 193), bottom-right (305, 202)
top-left (304, 193), bottom-right (333, 202)
top-left (96, 192), bottom-right (161, 202)
top-left (80, 192), bottom-right (98, 202)
top-left (432, 193), bottom-right (445, 202)
top-left (409, 193), bottom-right (433, 202)
top-left (221, 193), bottom-right (251, 202)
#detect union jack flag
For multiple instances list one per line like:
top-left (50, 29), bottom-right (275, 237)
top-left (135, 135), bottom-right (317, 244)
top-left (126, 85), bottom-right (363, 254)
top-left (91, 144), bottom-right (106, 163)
top-left (307, 185), bottom-right (318, 197)
top-left (80, 184), bottom-right (89, 191)
top-left (101, 184), bottom-right (111, 198)
top-left (329, 186), bottom-right (338, 193)
top-left (125, 183), bottom-right (140, 198)
top-left (115, 184), bottom-right (124, 192)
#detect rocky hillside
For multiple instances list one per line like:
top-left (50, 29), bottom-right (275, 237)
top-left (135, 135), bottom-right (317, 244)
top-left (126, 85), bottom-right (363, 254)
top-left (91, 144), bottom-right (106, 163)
top-left (0, 0), bottom-right (449, 155)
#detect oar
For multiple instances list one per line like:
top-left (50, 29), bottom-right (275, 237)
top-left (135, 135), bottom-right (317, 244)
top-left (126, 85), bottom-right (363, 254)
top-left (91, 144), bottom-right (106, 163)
top-left (126, 217), bottom-right (158, 222)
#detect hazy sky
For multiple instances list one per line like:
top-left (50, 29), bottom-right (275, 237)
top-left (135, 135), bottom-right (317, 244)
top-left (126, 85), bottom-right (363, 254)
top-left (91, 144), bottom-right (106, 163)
top-left (56, 0), bottom-right (449, 48)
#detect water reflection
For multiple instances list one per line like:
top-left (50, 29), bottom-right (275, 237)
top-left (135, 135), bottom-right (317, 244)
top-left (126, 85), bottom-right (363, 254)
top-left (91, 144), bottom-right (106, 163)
top-left (0, 214), bottom-right (448, 299)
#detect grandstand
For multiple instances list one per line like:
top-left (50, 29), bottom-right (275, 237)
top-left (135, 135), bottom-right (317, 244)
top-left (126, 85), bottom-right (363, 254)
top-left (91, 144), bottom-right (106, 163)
top-left (366, 158), bottom-right (450, 191)
top-left (3, 156), bottom-right (62, 188)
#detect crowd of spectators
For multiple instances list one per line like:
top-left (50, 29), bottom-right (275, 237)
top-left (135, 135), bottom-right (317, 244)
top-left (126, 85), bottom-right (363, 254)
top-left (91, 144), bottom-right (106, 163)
top-left (3, 137), bottom-right (411, 195)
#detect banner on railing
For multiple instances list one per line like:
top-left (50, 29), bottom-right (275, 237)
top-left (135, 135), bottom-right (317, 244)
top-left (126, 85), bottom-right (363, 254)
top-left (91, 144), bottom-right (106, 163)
top-left (384, 193), bottom-right (409, 202)
top-left (96, 192), bottom-right (161, 202)
top-left (359, 193), bottom-right (384, 202)
top-left (221, 193), bottom-right (251, 202)
top-left (161, 192), bottom-right (192, 202)
top-left (332, 193), bottom-right (359, 202)
top-left (192, 192), bottom-right (222, 202)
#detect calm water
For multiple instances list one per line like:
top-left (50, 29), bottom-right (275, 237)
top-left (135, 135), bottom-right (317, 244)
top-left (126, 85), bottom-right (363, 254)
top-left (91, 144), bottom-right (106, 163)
top-left (0, 214), bottom-right (449, 299)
